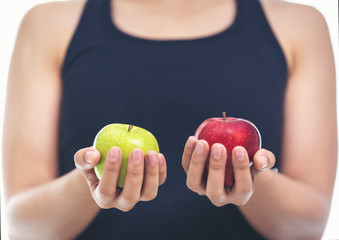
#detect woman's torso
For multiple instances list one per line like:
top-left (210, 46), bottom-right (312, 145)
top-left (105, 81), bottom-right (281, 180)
top-left (58, 0), bottom-right (288, 239)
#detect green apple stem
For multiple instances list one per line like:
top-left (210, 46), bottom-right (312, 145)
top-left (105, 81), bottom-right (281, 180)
top-left (128, 125), bottom-right (133, 132)
top-left (223, 112), bottom-right (226, 121)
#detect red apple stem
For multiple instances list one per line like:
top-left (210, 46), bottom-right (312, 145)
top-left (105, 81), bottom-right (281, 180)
top-left (128, 125), bottom-right (133, 132)
top-left (222, 112), bottom-right (226, 121)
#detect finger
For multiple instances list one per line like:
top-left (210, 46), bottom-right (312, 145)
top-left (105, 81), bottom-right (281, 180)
top-left (74, 147), bottom-right (101, 189)
top-left (98, 147), bottom-right (122, 194)
top-left (182, 136), bottom-right (198, 173)
top-left (95, 147), bottom-right (122, 206)
top-left (206, 144), bottom-right (227, 206)
top-left (231, 146), bottom-right (253, 205)
top-left (250, 149), bottom-right (276, 181)
top-left (118, 149), bottom-right (144, 211)
top-left (186, 140), bottom-right (209, 195)
top-left (253, 149), bottom-right (276, 171)
top-left (140, 151), bottom-right (159, 201)
top-left (158, 153), bottom-right (167, 185)
top-left (74, 147), bottom-right (100, 172)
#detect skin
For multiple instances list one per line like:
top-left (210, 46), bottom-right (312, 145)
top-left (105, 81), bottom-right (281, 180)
top-left (2, 0), bottom-right (336, 239)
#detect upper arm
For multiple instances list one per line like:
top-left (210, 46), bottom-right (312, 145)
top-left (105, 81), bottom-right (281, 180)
top-left (3, 1), bottom-right (85, 199)
top-left (265, 3), bottom-right (337, 199)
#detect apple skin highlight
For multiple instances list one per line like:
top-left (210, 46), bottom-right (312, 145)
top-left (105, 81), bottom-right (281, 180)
top-left (195, 113), bottom-right (261, 188)
top-left (93, 124), bottom-right (159, 188)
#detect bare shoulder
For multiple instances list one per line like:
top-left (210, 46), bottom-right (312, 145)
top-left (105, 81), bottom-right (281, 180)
top-left (261, 0), bottom-right (324, 14)
top-left (261, 0), bottom-right (328, 33)
top-left (19, 0), bottom-right (86, 66)
top-left (259, 0), bottom-right (330, 71)
top-left (22, 0), bottom-right (86, 33)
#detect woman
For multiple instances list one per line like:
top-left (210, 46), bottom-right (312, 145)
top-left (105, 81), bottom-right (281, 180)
top-left (3, 0), bottom-right (336, 239)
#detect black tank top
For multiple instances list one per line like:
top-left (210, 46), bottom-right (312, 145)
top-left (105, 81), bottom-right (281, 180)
top-left (60, 0), bottom-right (287, 239)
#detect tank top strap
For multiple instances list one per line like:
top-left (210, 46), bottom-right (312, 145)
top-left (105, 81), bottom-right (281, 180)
top-left (238, 0), bottom-right (288, 77)
top-left (236, 0), bottom-right (273, 30)
top-left (62, 0), bottom-right (111, 75)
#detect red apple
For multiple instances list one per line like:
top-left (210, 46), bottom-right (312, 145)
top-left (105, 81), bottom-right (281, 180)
top-left (194, 112), bottom-right (261, 189)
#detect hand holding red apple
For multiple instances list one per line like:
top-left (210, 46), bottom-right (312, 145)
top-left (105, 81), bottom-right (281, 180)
top-left (182, 113), bottom-right (275, 206)
top-left (195, 112), bottom-right (262, 188)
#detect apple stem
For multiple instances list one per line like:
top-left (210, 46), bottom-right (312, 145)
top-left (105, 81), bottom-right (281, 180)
top-left (128, 125), bottom-right (133, 132)
top-left (222, 112), bottom-right (226, 121)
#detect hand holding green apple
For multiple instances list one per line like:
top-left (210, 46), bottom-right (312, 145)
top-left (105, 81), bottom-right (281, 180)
top-left (74, 123), bottom-right (166, 211)
top-left (94, 123), bottom-right (160, 188)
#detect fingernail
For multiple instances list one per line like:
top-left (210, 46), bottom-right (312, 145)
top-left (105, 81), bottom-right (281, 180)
top-left (85, 151), bottom-right (94, 164)
top-left (235, 147), bottom-right (245, 160)
top-left (260, 156), bottom-right (268, 169)
top-left (109, 148), bottom-right (119, 162)
top-left (148, 154), bottom-right (157, 166)
top-left (213, 145), bottom-right (222, 159)
top-left (195, 142), bottom-right (205, 154)
top-left (131, 150), bottom-right (142, 163)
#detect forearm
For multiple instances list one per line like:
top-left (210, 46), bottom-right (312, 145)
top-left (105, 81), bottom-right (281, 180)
top-left (6, 169), bottom-right (100, 240)
top-left (239, 170), bottom-right (330, 240)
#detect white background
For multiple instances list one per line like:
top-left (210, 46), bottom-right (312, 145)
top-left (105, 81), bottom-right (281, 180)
top-left (0, 0), bottom-right (338, 239)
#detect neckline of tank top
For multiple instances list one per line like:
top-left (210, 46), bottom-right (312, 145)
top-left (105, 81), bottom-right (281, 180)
top-left (103, 0), bottom-right (243, 45)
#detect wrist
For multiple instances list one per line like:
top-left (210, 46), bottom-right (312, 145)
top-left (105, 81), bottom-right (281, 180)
top-left (67, 169), bottom-right (100, 210)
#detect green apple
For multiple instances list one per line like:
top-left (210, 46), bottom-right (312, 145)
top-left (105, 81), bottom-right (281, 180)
top-left (93, 123), bottom-right (159, 188)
